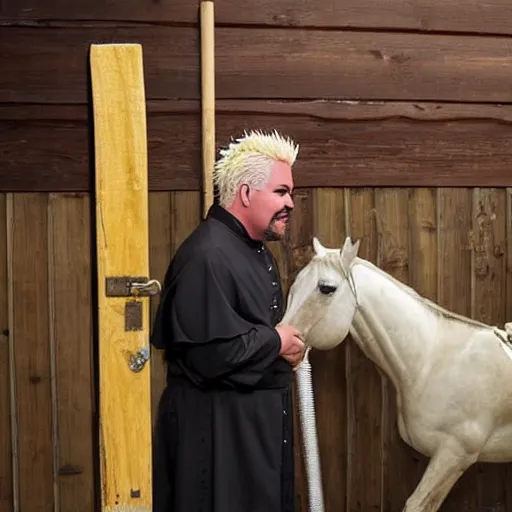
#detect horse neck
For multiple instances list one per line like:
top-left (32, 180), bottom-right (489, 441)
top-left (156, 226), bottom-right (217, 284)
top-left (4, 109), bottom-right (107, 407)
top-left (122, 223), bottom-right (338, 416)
top-left (349, 261), bottom-right (438, 388)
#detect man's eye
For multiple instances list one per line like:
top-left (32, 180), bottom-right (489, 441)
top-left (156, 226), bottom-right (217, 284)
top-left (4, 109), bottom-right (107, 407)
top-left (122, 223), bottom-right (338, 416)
top-left (276, 189), bottom-right (287, 196)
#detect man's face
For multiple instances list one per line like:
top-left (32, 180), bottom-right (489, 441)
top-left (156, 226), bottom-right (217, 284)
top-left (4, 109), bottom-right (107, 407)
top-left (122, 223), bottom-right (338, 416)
top-left (247, 160), bottom-right (295, 241)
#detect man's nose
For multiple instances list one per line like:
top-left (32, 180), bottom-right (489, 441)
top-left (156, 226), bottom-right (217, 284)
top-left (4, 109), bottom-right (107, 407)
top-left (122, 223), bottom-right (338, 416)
top-left (285, 195), bottom-right (294, 209)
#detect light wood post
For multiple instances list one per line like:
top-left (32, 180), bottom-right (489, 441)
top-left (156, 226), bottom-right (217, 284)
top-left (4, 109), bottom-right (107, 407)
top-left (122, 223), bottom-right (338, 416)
top-left (90, 43), bottom-right (153, 512)
top-left (201, 0), bottom-right (216, 217)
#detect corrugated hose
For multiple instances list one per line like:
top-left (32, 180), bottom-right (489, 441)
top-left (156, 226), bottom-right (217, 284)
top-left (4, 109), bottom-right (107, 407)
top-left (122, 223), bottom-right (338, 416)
top-left (295, 347), bottom-right (325, 512)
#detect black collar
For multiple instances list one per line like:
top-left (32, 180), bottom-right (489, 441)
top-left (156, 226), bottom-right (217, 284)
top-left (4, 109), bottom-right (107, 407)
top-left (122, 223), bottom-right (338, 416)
top-left (207, 203), bottom-right (262, 249)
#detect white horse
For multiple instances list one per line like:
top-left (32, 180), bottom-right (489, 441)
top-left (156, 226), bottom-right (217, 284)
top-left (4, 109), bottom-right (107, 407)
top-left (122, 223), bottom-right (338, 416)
top-left (283, 236), bottom-right (512, 512)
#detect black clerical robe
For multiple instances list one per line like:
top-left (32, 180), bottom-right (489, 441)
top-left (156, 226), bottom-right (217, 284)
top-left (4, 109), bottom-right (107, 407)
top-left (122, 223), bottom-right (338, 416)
top-left (151, 204), bottom-right (295, 512)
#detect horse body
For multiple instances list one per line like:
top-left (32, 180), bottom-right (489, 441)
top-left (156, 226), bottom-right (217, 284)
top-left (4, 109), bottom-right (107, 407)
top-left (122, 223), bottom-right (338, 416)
top-left (283, 237), bottom-right (512, 511)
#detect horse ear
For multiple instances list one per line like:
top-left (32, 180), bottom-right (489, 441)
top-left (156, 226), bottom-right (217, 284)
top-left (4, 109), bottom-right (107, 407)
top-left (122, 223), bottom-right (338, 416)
top-left (340, 236), bottom-right (360, 267)
top-left (312, 237), bottom-right (327, 257)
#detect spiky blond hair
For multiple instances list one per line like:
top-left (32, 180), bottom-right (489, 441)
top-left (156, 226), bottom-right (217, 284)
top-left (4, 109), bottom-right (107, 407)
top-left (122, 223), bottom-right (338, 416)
top-left (213, 129), bottom-right (299, 208)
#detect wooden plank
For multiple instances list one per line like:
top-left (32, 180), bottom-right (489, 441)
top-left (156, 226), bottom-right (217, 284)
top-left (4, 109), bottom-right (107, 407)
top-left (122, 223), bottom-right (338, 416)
top-left (0, 194), bottom-right (13, 511)
top-left (214, 29), bottom-right (512, 102)
top-left (437, 188), bottom-right (479, 510)
top-left (409, 188), bottom-right (438, 301)
top-left (507, 188), bottom-right (512, 512)
top-left (0, 0), bottom-right (199, 23)
top-left (48, 193), bottom-right (94, 512)
top-left (346, 187), bottom-right (382, 511)
top-left (311, 188), bottom-right (347, 512)
top-left (90, 44), bottom-right (152, 510)
top-left (148, 192), bottom-right (172, 426)
top-left (169, 191), bottom-right (201, 253)
top-left (374, 189), bottom-right (419, 511)
top-left (0, 27), bottom-right (198, 104)
top-left (10, 193), bottom-right (54, 511)
top-left (0, 25), bottom-right (200, 104)
top-left (508, 188), bottom-right (512, 323)
top-left (0, 105), bottom-right (197, 192)
top-left (3, 101), bottom-right (512, 192)
top-left (470, 188), bottom-right (507, 324)
top-left (3, 27), bottom-right (512, 103)
top-left (470, 188), bottom-right (509, 510)
top-left (148, 190), bottom-right (201, 424)
top-left (284, 188), bottom-right (314, 511)
top-left (3, 1), bottom-right (512, 37)
top-left (405, 188), bottom-right (437, 495)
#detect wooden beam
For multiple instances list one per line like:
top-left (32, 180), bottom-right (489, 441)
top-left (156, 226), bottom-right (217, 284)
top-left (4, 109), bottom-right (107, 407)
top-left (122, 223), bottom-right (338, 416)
top-left (3, 0), bottom-right (512, 36)
top-left (3, 27), bottom-right (512, 104)
top-left (200, 0), bottom-right (215, 217)
top-left (90, 43), bottom-right (152, 511)
top-left (2, 100), bottom-right (512, 191)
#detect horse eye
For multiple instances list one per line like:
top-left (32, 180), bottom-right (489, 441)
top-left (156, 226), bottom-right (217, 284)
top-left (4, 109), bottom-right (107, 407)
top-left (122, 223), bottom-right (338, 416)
top-left (318, 283), bottom-right (337, 295)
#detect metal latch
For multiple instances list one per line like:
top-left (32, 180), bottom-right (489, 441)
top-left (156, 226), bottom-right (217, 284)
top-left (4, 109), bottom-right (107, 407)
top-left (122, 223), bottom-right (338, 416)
top-left (105, 276), bottom-right (161, 298)
top-left (105, 276), bottom-right (162, 331)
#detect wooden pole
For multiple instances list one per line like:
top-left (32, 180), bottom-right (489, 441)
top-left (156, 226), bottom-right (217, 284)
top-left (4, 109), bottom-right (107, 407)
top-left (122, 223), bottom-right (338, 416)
top-left (201, 0), bottom-right (215, 218)
top-left (90, 43), bottom-right (152, 512)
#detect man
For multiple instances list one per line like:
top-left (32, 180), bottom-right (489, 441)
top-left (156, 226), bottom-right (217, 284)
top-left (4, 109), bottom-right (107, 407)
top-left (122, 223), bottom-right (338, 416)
top-left (151, 129), bottom-right (305, 512)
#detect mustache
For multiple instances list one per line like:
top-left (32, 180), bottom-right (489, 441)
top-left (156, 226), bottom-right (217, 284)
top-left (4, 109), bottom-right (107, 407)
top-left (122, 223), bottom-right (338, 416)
top-left (271, 207), bottom-right (292, 221)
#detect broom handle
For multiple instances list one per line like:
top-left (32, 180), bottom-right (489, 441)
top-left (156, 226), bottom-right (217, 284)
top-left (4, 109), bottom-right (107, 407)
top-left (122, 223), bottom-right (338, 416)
top-left (200, 0), bottom-right (215, 218)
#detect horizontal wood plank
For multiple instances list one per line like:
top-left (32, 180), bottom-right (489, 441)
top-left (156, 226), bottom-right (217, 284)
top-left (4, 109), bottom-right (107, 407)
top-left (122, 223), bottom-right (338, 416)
top-left (0, 27), bottom-right (199, 103)
top-left (2, 27), bottom-right (512, 103)
top-left (2, 101), bottom-right (512, 191)
top-left (2, 0), bottom-right (512, 36)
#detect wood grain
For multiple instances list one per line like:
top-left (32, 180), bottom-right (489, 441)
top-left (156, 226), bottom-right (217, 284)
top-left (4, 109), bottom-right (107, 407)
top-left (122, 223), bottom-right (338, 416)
top-left (470, 189), bottom-right (509, 511)
top-left (10, 194), bottom-right (54, 511)
top-left (148, 190), bottom-right (201, 424)
top-left (148, 192), bottom-right (172, 426)
top-left (48, 193), bottom-right (95, 512)
top-left (437, 188), bottom-right (479, 510)
top-left (506, 188), bottom-right (512, 511)
top-left (284, 188), bottom-right (314, 511)
top-left (409, 188), bottom-right (438, 301)
top-left (311, 188), bottom-right (348, 512)
top-left (91, 44), bottom-right (152, 510)
top-left (508, 189), bottom-right (512, 323)
top-left (346, 188), bottom-right (382, 512)
top-left (0, 194), bottom-right (13, 511)
top-left (374, 189), bottom-right (419, 511)
top-left (3, 0), bottom-right (512, 35)
top-left (0, 27), bottom-right (199, 104)
top-left (3, 101), bottom-right (512, 192)
top-left (2, 27), bottom-right (512, 103)
top-left (405, 188), bottom-right (437, 495)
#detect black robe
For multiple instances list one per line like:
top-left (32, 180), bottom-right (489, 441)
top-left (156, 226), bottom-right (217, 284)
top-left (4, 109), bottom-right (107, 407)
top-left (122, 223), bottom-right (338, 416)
top-left (151, 204), bottom-right (295, 512)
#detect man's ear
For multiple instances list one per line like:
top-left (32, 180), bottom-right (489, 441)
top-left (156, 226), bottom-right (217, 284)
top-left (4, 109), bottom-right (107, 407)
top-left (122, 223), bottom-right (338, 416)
top-left (240, 184), bottom-right (251, 207)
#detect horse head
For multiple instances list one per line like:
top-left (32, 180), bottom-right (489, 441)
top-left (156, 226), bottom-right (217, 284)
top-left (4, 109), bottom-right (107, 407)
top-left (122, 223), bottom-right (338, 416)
top-left (282, 236), bottom-right (360, 350)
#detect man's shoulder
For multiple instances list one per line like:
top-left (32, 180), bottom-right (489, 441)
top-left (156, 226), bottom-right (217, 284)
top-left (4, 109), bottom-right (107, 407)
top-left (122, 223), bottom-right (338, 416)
top-left (173, 218), bottom-right (234, 267)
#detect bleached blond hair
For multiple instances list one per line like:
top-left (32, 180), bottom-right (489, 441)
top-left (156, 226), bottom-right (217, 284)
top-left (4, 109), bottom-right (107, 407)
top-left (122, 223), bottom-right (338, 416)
top-left (213, 129), bottom-right (299, 208)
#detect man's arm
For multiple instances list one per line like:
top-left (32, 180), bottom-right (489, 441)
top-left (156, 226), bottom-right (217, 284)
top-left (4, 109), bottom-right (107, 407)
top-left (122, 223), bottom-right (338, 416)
top-left (180, 325), bottom-right (281, 387)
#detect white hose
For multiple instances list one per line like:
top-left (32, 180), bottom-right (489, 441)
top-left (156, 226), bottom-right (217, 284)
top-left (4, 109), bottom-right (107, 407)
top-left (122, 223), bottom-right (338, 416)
top-left (295, 347), bottom-right (325, 512)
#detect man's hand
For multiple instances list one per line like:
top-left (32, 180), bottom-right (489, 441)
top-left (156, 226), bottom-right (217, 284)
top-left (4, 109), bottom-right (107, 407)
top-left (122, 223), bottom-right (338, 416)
top-left (276, 324), bottom-right (305, 366)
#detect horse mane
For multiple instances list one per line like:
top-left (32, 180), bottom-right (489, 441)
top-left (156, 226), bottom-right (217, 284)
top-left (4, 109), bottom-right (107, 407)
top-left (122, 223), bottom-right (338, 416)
top-left (353, 257), bottom-right (493, 331)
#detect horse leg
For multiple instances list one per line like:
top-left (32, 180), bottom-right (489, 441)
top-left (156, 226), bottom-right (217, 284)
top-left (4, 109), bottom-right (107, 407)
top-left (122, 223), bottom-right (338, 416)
top-left (402, 441), bottom-right (478, 512)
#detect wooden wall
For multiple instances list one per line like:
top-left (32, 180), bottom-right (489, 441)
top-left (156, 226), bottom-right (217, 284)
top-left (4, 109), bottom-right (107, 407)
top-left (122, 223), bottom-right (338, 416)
top-left (2, 0), bottom-right (512, 511)
top-left (1, 189), bottom-right (511, 511)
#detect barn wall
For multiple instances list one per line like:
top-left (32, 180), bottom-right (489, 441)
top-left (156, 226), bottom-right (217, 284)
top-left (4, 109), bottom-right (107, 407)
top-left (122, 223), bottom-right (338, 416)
top-left (1, 189), bottom-right (511, 512)
top-left (1, 1), bottom-right (512, 511)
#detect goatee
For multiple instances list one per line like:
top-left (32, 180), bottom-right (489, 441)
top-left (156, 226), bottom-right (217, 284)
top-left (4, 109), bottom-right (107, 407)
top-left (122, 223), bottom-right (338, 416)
top-left (263, 225), bottom-right (283, 241)
top-left (263, 207), bottom-right (292, 241)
